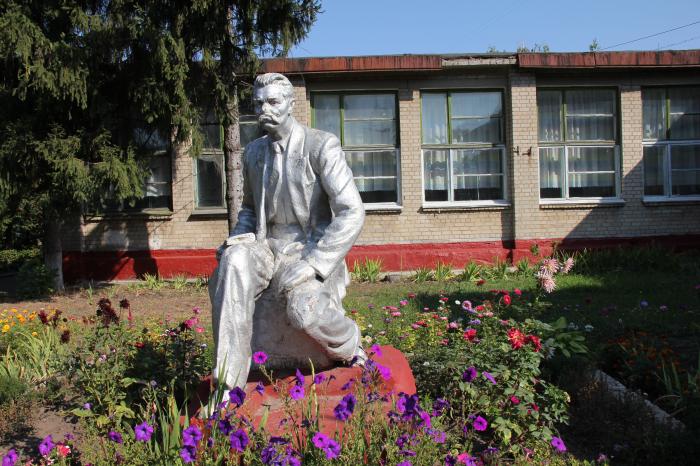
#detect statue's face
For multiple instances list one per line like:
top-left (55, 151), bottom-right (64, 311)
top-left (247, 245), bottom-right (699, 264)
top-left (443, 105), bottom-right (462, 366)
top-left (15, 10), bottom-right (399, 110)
top-left (254, 84), bottom-right (294, 133)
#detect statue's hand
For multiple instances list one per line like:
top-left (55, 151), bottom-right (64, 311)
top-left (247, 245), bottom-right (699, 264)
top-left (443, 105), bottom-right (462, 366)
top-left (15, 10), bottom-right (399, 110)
top-left (279, 261), bottom-right (316, 292)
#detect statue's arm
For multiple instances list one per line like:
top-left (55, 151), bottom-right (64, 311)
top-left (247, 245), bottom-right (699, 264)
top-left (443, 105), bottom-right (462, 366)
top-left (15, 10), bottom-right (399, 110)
top-left (229, 149), bottom-right (257, 237)
top-left (303, 135), bottom-right (365, 279)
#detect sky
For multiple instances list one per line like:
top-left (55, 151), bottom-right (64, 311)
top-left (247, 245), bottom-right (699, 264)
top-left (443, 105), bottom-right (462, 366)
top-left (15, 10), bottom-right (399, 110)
top-left (289, 0), bottom-right (700, 57)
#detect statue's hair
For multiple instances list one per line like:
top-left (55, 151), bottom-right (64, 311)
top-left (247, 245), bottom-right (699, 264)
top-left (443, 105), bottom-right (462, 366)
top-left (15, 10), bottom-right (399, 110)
top-left (253, 73), bottom-right (295, 100)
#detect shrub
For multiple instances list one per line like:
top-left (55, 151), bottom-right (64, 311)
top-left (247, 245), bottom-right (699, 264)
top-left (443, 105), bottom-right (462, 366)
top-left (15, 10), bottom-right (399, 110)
top-left (458, 260), bottom-right (482, 282)
top-left (0, 248), bottom-right (40, 273)
top-left (412, 267), bottom-right (433, 283)
top-left (351, 258), bottom-right (383, 283)
top-left (433, 261), bottom-right (454, 282)
top-left (16, 259), bottom-right (55, 298)
top-left (486, 256), bottom-right (509, 280)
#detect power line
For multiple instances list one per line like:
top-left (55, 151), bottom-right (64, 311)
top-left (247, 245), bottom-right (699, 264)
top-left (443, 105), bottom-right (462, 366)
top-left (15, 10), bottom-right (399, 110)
top-left (657, 35), bottom-right (700, 50)
top-left (601, 19), bottom-right (700, 50)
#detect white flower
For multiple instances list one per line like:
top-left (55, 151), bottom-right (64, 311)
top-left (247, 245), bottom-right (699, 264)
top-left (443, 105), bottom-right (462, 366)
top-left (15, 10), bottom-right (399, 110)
top-left (584, 324), bottom-right (594, 332)
top-left (455, 300), bottom-right (461, 305)
top-left (423, 361), bottom-right (430, 366)
top-left (567, 322), bottom-right (579, 331)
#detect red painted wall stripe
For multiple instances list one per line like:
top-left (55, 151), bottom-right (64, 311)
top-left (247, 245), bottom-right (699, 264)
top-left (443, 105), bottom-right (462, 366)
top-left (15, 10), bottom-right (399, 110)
top-left (63, 235), bottom-right (700, 282)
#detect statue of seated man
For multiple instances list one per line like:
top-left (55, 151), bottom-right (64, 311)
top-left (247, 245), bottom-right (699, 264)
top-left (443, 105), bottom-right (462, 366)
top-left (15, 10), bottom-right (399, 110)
top-left (208, 72), bottom-right (365, 395)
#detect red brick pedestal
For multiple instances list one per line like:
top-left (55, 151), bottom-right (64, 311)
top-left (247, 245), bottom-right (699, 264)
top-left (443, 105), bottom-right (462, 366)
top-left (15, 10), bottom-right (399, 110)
top-left (191, 346), bottom-right (415, 436)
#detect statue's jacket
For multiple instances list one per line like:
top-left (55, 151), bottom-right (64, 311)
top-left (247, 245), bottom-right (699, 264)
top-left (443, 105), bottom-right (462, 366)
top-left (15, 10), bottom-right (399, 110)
top-left (230, 119), bottom-right (366, 302)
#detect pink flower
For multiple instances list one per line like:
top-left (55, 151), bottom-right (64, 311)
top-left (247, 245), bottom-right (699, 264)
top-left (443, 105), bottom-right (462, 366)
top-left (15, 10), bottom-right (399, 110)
top-left (461, 301), bottom-right (473, 312)
top-left (537, 271), bottom-right (556, 293)
top-left (448, 322), bottom-right (459, 329)
top-left (391, 311), bottom-right (402, 317)
top-left (192, 306), bottom-right (201, 315)
top-left (411, 323), bottom-right (420, 330)
top-left (399, 300), bottom-right (408, 306)
top-left (541, 258), bottom-right (560, 274)
top-left (502, 295), bottom-right (511, 306)
top-left (514, 288), bottom-right (522, 296)
top-left (561, 257), bottom-right (575, 274)
top-left (440, 338), bottom-right (449, 346)
top-left (195, 327), bottom-right (204, 333)
top-left (510, 395), bottom-right (520, 404)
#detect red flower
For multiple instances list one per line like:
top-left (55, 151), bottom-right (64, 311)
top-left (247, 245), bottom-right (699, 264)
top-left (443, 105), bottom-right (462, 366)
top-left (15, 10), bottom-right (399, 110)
top-left (507, 328), bottom-right (526, 350)
top-left (526, 335), bottom-right (542, 352)
top-left (134, 342), bottom-right (145, 349)
top-left (502, 295), bottom-right (512, 306)
top-left (475, 305), bottom-right (485, 312)
top-left (408, 293), bottom-right (416, 298)
top-left (415, 320), bottom-right (428, 328)
top-left (514, 288), bottom-right (522, 296)
top-left (510, 395), bottom-right (520, 404)
top-left (463, 328), bottom-right (477, 342)
top-left (476, 279), bottom-right (486, 286)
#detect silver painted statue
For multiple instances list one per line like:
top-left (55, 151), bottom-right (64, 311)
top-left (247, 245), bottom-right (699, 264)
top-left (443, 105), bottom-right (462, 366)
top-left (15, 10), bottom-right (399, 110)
top-left (208, 73), bottom-right (365, 395)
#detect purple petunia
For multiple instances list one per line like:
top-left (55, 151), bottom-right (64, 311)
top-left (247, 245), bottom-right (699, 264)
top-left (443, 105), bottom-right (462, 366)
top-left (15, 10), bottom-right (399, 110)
top-left (483, 371), bottom-right (497, 385)
top-left (333, 393), bottom-right (357, 421)
top-left (432, 398), bottom-right (450, 416)
top-left (229, 386), bottom-right (246, 407)
top-left (180, 445), bottom-right (197, 463)
top-left (370, 344), bottom-right (383, 357)
top-left (230, 429), bottom-right (249, 452)
top-left (38, 435), bottom-right (54, 456)
top-left (295, 368), bottom-right (305, 386)
top-left (2, 449), bottom-right (18, 466)
top-left (108, 431), bottom-right (123, 444)
top-left (397, 461), bottom-right (413, 466)
top-left (289, 385), bottom-right (305, 400)
top-left (134, 421), bottom-right (153, 442)
top-left (473, 416), bottom-right (488, 431)
top-left (183, 425), bottom-right (203, 447)
top-left (313, 373), bottom-right (326, 385)
top-left (253, 351), bottom-right (268, 365)
top-left (376, 363), bottom-right (392, 381)
top-left (311, 432), bottom-right (341, 459)
top-left (255, 382), bottom-right (265, 395)
top-left (551, 436), bottom-right (567, 453)
top-left (462, 366), bottom-right (478, 383)
top-left (218, 418), bottom-right (233, 435)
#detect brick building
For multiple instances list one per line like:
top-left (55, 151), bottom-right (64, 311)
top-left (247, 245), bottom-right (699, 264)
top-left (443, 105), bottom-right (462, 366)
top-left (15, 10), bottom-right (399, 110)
top-left (62, 50), bottom-right (700, 281)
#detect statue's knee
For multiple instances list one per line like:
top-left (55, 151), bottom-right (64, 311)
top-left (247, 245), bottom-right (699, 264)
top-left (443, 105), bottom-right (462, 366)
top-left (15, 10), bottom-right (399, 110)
top-left (286, 289), bottom-right (319, 330)
top-left (219, 244), bottom-right (250, 269)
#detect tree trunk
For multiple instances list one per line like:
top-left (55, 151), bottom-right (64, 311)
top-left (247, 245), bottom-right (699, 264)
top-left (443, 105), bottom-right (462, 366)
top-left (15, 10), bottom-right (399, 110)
top-left (223, 88), bottom-right (244, 233)
top-left (44, 219), bottom-right (65, 293)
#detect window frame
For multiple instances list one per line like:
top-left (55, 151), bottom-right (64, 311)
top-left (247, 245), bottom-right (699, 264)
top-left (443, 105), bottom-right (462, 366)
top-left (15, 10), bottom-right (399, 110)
top-left (642, 85), bottom-right (700, 202)
top-left (310, 91), bottom-right (402, 210)
top-left (420, 89), bottom-right (509, 208)
top-left (193, 115), bottom-right (260, 212)
top-left (537, 87), bottom-right (622, 203)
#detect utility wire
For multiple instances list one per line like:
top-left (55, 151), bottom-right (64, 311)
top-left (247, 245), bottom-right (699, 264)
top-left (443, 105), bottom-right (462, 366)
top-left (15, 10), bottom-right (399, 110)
top-left (657, 35), bottom-right (700, 50)
top-left (601, 19), bottom-right (700, 50)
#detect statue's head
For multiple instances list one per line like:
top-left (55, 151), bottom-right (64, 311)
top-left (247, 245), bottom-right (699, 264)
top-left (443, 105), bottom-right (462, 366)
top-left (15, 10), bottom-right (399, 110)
top-left (253, 73), bottom-right (295, 135)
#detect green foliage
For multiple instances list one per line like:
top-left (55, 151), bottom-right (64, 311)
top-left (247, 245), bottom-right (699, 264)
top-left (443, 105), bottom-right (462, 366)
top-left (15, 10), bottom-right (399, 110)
top-left (572, 245), bottom-right (692, 275)
top-left (141, 272), bottom-right (165, 291)
top-left (0, 359), bottom-right (27, 404)
top-left (515, 258), bottom-right (534, 276)
top-left (351, 258), bottom-right (383, 283)
top-left (0, 247), bottom-right (40, 273)
top-left (170, 274), bottom-right (189, 291)
top-left (486, 256), bottom-right (510, 280)
top-left (368, 294), bottom-right (576, 455)
top-left (458, 260), bottom-right (483, 282)
top-left (433, 261), bottom-right (454, 282)
top-left (412, 266), bottom-right (433, 283)
top-left (16, 259), bottom-right (55, 298)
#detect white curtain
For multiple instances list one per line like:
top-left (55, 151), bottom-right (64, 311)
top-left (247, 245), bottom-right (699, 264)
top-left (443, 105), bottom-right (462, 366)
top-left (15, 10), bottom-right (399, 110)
top-left (565, 89), bottom-right (615, 141)
top-left (538, 91), bottom-right (562, 142)
top-left (421, 93), bottom-right (448, 144)
top-left (642, 88), bottom-right (665, 140)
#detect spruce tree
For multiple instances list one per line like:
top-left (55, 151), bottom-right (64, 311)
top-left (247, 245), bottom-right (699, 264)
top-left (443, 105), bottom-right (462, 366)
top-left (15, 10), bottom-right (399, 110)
top-left (0, 1), bottom-right (320, 291)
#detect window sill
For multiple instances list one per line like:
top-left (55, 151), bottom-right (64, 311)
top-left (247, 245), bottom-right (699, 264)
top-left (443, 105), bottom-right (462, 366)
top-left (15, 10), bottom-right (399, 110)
top-left (84, 209), bottom-right (174, 222)
top-left (190, 208), bottom-right (228, 216)
top-left (364, 204), bottom-right (403, 214)
top-left (643, 196), bottom-right (700, 206)
top-left (421, 201), bottom-right (510, 212)
top-left (539, 199), bottom-right (625, 209)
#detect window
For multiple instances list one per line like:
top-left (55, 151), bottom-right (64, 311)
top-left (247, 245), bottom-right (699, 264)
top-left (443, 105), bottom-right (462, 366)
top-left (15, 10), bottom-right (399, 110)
top-left (194, 113), bottom-right (260, 209)
top-left (421, 91), bottom-right (506, 204)
top-left (642, 86), bottom-right (700, 198)
top-left (537, 89), bottom-right (620, 200)
top-left (312, 93), bottom-right (400, 206)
